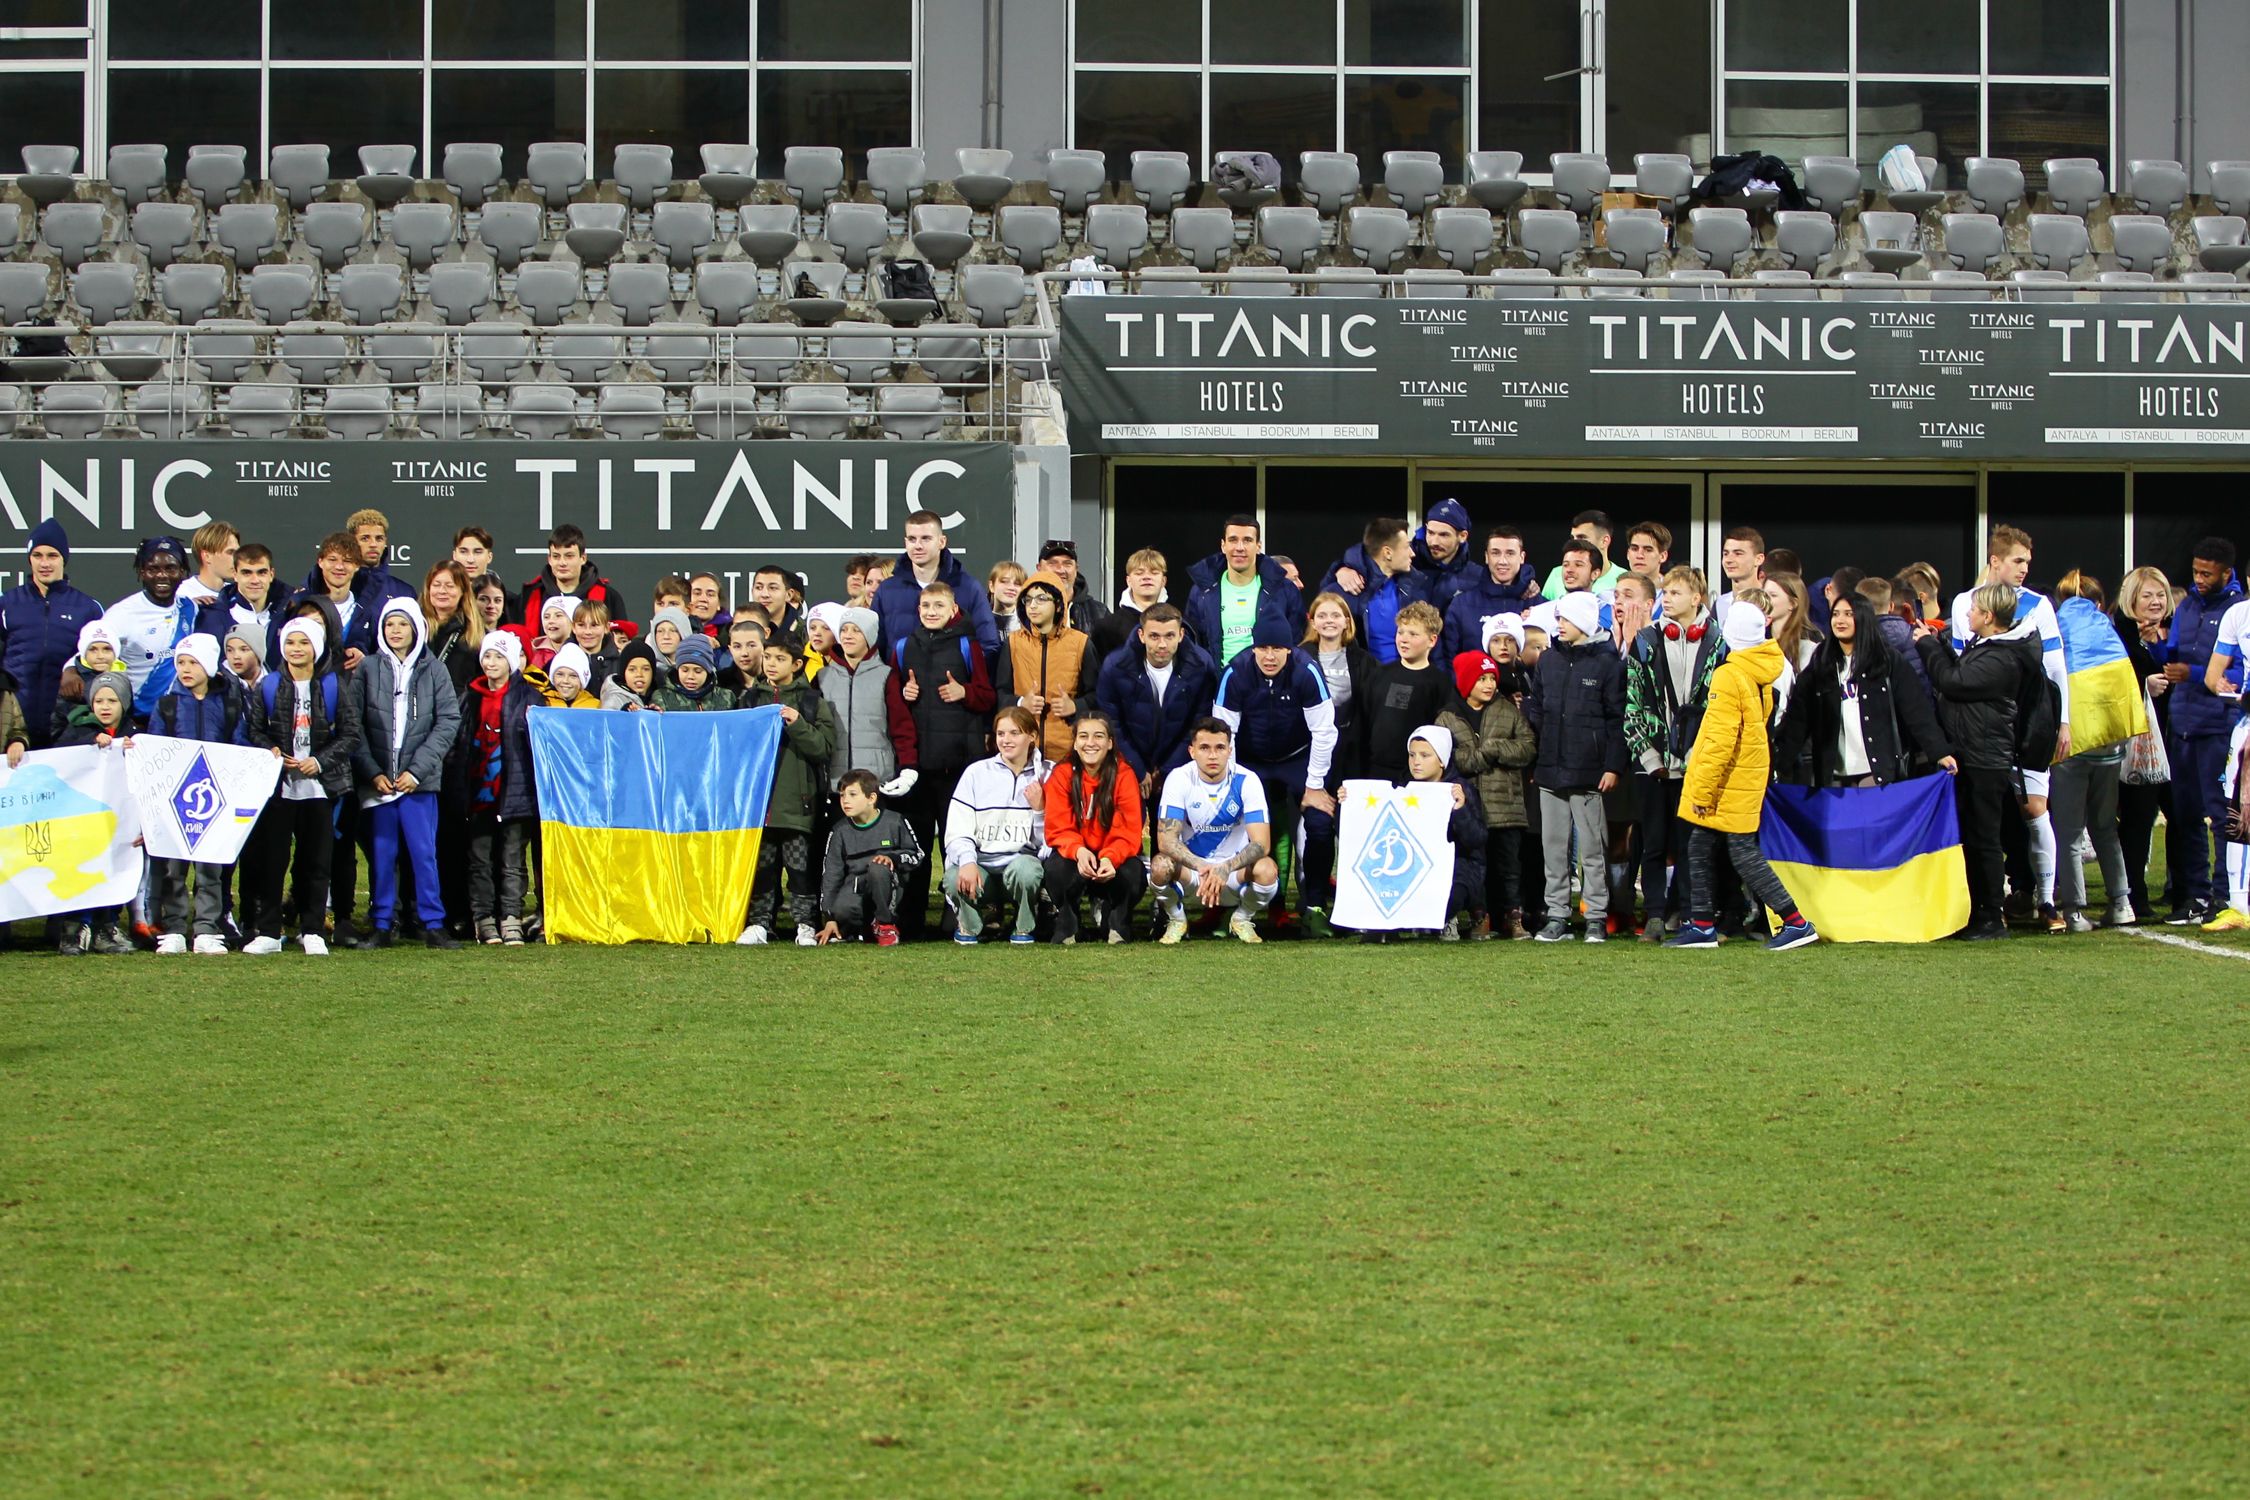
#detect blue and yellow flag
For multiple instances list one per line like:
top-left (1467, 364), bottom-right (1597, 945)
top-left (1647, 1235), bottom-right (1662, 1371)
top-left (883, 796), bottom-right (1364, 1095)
top-left (1759, 777), bottom-right (1969, 943)
top-left (527, 706), bottom-right (783, 944)
top-left (2056, 595), bottom-right (2147, 754)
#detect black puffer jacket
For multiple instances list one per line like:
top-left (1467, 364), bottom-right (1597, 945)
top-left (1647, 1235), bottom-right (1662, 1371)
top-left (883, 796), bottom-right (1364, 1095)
top-left (1527, 636), bottom-right (1628, 793)
top-left (1781, 644), bottom-right (1952, 786)
top-left (1917, 633), bottom-right (2039, 772)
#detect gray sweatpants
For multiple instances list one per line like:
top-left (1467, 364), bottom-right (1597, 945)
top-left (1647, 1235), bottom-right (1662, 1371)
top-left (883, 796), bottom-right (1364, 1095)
top-left (2049, 751), bottom-right (2129, 912)
top-left (153, 856), bottom-right (226, 938)
top-left (1540, 787), bottom-right (1610, 924)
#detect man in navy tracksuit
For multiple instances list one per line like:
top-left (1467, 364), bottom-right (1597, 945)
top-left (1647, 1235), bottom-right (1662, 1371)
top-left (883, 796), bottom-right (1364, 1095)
top-left (1094, 603), bottom-right (1216, 794)
top-left (0, 518), bottom-right (102, 747)
top-left (2164, 540), bottom-right (2247, 921)
top-left (1440, 525), bottom-right (1545, 661)
top-left (1211, 616), bottom-right (1340, 921)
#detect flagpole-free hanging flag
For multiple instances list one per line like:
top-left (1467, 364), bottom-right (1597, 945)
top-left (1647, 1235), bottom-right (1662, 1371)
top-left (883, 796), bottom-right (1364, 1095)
top-left (2055, 594), bottom-right (2148, 755)
top-left (1759, 777), bottom-right (1969, 943)
top-left (527, 706), bottom-right (783, 944)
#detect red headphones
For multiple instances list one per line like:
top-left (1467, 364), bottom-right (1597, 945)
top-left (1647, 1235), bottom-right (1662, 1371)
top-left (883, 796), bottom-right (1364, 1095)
top-left (1663, 621), bottom-right (1707, 642)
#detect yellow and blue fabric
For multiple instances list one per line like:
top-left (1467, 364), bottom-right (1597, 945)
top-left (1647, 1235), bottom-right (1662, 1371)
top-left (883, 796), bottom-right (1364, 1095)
top-left (2055, 595), bottom-right (2147, 754)
top-left (1758, 777), bottom-right (1969, 943)
top-left (527, 705), bottom-right (782, 944)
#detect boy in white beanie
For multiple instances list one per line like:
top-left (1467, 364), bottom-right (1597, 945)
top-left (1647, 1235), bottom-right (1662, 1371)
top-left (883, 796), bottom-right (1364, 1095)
top-left (1405, 722), bottom-right (1488, 942)
top-left (1528, 588), bottom-right (1627, 943)
top-left (145, 632), bottom-right (251, 955)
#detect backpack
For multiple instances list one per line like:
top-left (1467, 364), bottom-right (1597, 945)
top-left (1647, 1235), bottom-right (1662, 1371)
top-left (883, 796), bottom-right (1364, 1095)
top-left (880, 258), bottom-right (937, 302)
top-left (260, 671), bottom-right (340, 734)
top-left (1212, 151), bottom-right (1281, 196)
top-left (2014, 662), bottom-right (2061, 772)
top-left (1878, 144), bottom-right (1927, 194)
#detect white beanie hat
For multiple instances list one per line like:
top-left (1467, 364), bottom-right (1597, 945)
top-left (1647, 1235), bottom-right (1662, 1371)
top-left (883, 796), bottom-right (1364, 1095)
top-left (1553, 590), bottom-right (1603, 640)
top-left (542, 592), bottom-right (582, 624)
top-left (480, 630), bottom-right (524, 671)
top-left (1723, 603), bottom-right (1770, 651)
top-left (807, 602), bottom-right (845, 639)
top-left (1409, 722), bottom-right (1454, 770)
top-left (1481, 612), bottom-right (1525, 654)
top-left (549, 643), bottom-right (592, 685)
top-left (173, 632), bottom-right (221, 679)
top-left (1523, 601), bottom-right (1560, 640)
top-left (278, 616), bottom-right (327, 658)
top-left (77, 619), bottom-right (120, 657)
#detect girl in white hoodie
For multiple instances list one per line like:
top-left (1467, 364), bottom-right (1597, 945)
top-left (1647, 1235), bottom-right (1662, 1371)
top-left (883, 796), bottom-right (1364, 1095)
top-left (352, 598), bottom-right (463, 948)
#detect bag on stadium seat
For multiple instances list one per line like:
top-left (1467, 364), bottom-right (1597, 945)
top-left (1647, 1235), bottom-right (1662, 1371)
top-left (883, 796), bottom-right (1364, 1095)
top-left (1878, 145), bottom-right (1927, 195)
top-left (2120, 688), bottom-right (2172, 785)
top-left (1213, 151), bottom-right (1281, 196)
top-left (880, 258), bottom-right (937, 302)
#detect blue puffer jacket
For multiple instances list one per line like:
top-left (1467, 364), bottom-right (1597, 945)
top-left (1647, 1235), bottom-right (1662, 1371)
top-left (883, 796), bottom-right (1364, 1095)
top-left (2166, 572), bottom-right (2246, 738)
top-left (0, 576), bottom-right (101, 744)
top-left (1412, 530), bottom-right (1480, 615)
top-left (1182, 553), bottom-right (1304, 657)
top-left (1438, 566), bottom-right (1545, 660)
top-left (1317, 543), bottom-right (1433, 649)
top-left (1093, 635), bottom-right (1218, 782)
top-left (148, 673), bottom-right (249, 746)
top-left (871, 548), bottom-right (1001, 661)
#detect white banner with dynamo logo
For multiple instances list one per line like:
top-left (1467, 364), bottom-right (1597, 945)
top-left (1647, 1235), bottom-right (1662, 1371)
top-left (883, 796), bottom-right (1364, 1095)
top-left (1332, 778), bottom-right (1456, 932)
top-left (124, 735), bottom-right (282, 864)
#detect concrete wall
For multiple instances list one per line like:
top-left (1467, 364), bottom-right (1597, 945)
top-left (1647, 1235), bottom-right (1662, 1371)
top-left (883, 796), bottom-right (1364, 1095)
top-left (2118, 0), bottom-right (2250, 189)
top-left (921, 0), bottom-right (1070, 174)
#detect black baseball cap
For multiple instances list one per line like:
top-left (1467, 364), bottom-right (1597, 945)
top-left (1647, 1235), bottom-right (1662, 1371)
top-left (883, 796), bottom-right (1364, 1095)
top-left (1039, 538), bottom-right (1078, 561)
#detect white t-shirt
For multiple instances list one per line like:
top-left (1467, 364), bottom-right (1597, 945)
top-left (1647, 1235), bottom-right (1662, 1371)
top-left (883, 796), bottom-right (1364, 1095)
top-left (2213, 599), bottom-right (2250, 666)
top-left (1159, 762), bottom-right (1270, 866)
top-left (1835, 658), bottom-right (1871, 777)
top-left (1144, 658), bottom-right (1176, 707)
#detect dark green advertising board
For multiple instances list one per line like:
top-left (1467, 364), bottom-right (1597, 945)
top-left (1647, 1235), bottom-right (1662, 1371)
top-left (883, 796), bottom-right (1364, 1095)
top-left (0, 441), bottom-right (1014, 608)
top-left (1058, 296), bottom-right (2250, 460)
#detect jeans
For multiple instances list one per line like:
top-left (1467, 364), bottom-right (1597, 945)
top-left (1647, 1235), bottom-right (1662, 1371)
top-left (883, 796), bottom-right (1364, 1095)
top-left (252, 797), bottom-right (334, 938)
top-left (467, 816), bottom-right (532, 922)
top-left (1538, 787), bottom-right (1609, 923)
top-left (1042, 851), bottom-right (1149, 940)
top-left (153, 855), bottom-right (227, 938)
top-left (827, 862), bottom-right (899, 934)
top-left (1684, 825), bottom-right (1798, 925)
top-left (1955, 766), bottom-right (2014, 928)
top-left (366, 792), bottom-right (446, 931)
top-left (2048, 753), bottom-right (2128, 913)
top-left (945, 854), bottom-right (1044, 937)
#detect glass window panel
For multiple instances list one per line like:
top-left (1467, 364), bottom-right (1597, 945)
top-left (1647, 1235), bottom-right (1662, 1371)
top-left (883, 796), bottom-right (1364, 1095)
top-left (272, 2), bottom-right (422, 61)
top-left (270, 67), bottom-right (424, 162)
top-left (0, 0), bottom-right (83, 21)
top-left (1856, 0), bottom-right (1976, 76)
top-left (108, 68), bottom-right (259, 174)
top-left (1604, 0), bottom-right (1710, 167)
top-left (758, 0), bottom-right (912, 62)
top-left (0, 74), bottom-right (82, 169)
top-left (1477, 0), bottom-right (1579, 164)
top-left (1210, 72), bottom-right (1339, 187)
top-left (1857, 81), bottom-right (1979, 187)
top-left (1345, 74), bottom-right (1464, 177)
top-left (754, 68), bottom-right (912, 178)
top-left (1213, 0), bottom-right (1333, 67)
top-left (1074, 69), bottom-right (1198, 178)
top-left (0, 38), bottom-right (80, 57)
top-left (436, 0), bottom-right (585, 61)
top-left (1990, 0), bottom-right (2109, 77)
top-left (595, 68), bottom-right (750, 163)
top-left (434, 69), bottom-right (588, 173)
top-left (1989, 82), bottom-right (2108, 189)
top-left (1075, 0), bottom-right (1199, 65)
top-left (1345, 0), bottom-right (1465, 68)
top-left (1722, 79), bottom-right (1847, 168)
top-left (1724, 0), bottom-right (1845, 73)
top-left (109, 0), bottom-right (256, 61)
top-left (595, 0), bottom-right (748, 61)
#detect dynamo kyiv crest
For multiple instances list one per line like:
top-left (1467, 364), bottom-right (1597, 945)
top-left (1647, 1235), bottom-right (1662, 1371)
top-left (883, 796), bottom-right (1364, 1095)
top-left (1354, 799), bottom-right (1433, 917)
top-left (169, 751), bottom-right (224, 853)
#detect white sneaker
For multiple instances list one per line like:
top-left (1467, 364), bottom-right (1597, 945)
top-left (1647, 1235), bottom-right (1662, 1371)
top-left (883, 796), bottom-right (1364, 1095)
top-left (242, 936), bottom-right (284, 956)
top-left (154, 933), bottom-right (188, 955)
top-left (794, 926), bottom-right (818, 947)
top-left (737, 924), bottom-right (768, 946)
top-left (191, 935), bottom-right (229, 955)
top-left (1228, 911), bottom-right (1263, 944)
top-left (300, 934), bottom-right (329, 956)
top-left (1157, 913), bottom-right (1188, 945)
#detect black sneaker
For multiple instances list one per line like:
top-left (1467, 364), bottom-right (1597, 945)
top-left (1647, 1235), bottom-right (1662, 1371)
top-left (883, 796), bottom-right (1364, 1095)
top-left (423, 929), bottom-right (461, 950)
top-left (355, 928), bottom-right (395, 950)
top-left (2165, 902), bottom-right (2211, 927)
top-left (332, 917), bottom-right (360, 946)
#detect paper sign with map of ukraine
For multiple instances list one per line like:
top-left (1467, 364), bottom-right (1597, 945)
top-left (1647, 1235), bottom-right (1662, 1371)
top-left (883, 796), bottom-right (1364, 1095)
top-left (0, 747), bottom-right (146, 920)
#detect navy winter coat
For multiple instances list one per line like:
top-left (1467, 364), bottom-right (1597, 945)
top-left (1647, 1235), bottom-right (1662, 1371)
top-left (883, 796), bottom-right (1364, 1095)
top-left (871, 547), bottom-right (1002, 660)
top-left (1439, 567), bottom-right (1546, 661)
top-left (2166, 572), bottom-right (2246, 738)
top-left (1093, 635), bottom-right (1217, 783)
top-left (0, 576), bottom-right (101, 744)
top-left (1527, 636), bottom-right (1629, 792)
top-left (1181, 552), bottom-right (1304, 657)
top-left (1212, 647), bottom-right (1330, 770)
top-left (1317, 543), bottom-right (1434, 644)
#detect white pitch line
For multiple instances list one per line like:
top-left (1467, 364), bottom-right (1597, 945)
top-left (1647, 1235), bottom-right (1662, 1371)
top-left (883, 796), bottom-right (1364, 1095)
top-left (2125, 927), bottom-right (2250, 963)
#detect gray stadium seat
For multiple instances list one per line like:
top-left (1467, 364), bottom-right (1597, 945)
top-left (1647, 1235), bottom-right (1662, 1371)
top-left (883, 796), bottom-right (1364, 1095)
top-left (98, 332), bottom-right (167, 384)
top-left (338, 263), bottom-right (404, 324)
top-left (1886, 155), bottom-right (1948, 217)
top-left (428, 262), bottom-right (495, 324)
top-left (653, 202), bottom-right (717, 270)
top-left (391, 202), bottom-right (457, 272)
top-left (187, 322), bottom-right (259, 383)
top-left (128, 202), bottom-right (196, 269)
top-left (1549, 154), bottom-right (1610, 218)
top-left (960, 263), bottom-right (1027, 327)
top-left (1084, 203), bottom-right (1149, 267)
top-left (0, 385), bottom-right (23, 437)
top-left (824, 202), bottom-right (890, 269)
top-left (300, 202), bottom-right (369, 272)
top-left (225, 382), bottom-right (297, 438)
top-left (278, 330), bottom-right (347, 386)
top-left (563, 204), bottom-right (628, 270)
top-left (321, 384), bottom-right (393, 439)
top-left (460, 323), bottom-right (532, 384)
top-left (2181, 271), bottom-right (2246, 304)
top-left (904, 204), bottom-right (973, 274)
top-left (998, 204), bottom-right (1062, 270)
top-left (246, 264), bottom-right (315, 324)
top-left (953, 148), bottom-right (1015, 213)
top-left (212, 203), bottom-right (279, 269)
top-left (2028, 213), bottom-right (2092, 272)
top-left (739, 204), bottom-right (805, 267)
top-left (1800, 155), bottom-right (1862, 218)
top-left (2212, 162), bottom-right (2250, 220)
top-left (2044, 158), bottom-right (2106, 219)
top-left (866, 146), bottom-right (927, 215)
top-left (2097, 269), bottom-right (2160, 300)
top-left (16, 146), bottom-right (79, 210)
top-left (1858, 211), bottom-right (1923, 272)
top-left (698, 144), bottom-right (759, 212)
top-left (442, 143), bottom-right (505, 211)
top-left (695, 262), bottom-right (760, 324)
top-left (41, 383), bottom-right (117, 439)
top-left (515, 262), bottom-right (582, 325)
top-left (1256, 206), bottom-right (1321, 271)
top-left (474, 202), bottom-right (542, 270)
top-left (0, 203), bottom-right (18, 256)
top-left (1964, 157), bottom-right (2024, 219)
top-left (2127, 158), bottom-right (2189, 218)
top-left (596, 381), bottom-right (666, 439)
top-left (1045, 148), bottom-right (1107, 215)
top-left (1633, 152), bottom-right (1694, 215)
top-left (107, 144), bottom-right (168, 206)
top-left (1686, 207), bottom-right (1752, 271)
top-left (1214, 148), bottom-right (1279, 213)
top-left (1602, 208), bottom-right (1666, 272)
top-left (734, 331), bottom-right (802, 386)
top-left (1130, 151), bottom-right (1193, 218)
top-left (785, 146), bottom-right (846, 212)
top-left (1383, 150), bottom-right (1444, 217)
top-left (1662, 269), bottom-right (1728, 300)
top-left (1837, 270), bottom-right (1902, 300)
top-left (1927, 268), bottom-right (1995, 302)
top-left (507, 381), bottom-right (578, 438)
top-left (1134, 265), bottom-right (1205, 295)
top-left (1169, 207), bottom-right (1236, 272)
top-left (2108, 214), bottom-right (2173, 275)
top-left (643, 332), bottom-right (713, 386)
top-left (1404, 268), bottom-right (1468, 298)
top-left (1517, 209), bottom-right (1580, 271)
top-left (184, 144), bottom-right (247, 209)
top-left (1774, 210), bottom-right (1836, 272)
top-left (2008, 268), bottom-right (2075, 304)
top-left (71, 263), bottom-right (140, 325)
top-left (781, 383), bottom-right (850, 439)
top-left (1942, 213), bottom-right (2006, 274)
top-left (1585, 267), bottom-right (1645, 299)
top-left (690, 383), bottom-right (761, 439)
top-left (1465, 151), bottom-right (1527, 214)
top-left (355, 145), bottom-right (418, 210)
top-left (1312, 266), bottom-right (1380, 297)
top-left (367, 333), bottom-right (438, 385)
top-left (1347, 206), bottom-right (1412, 271)
top-left (781, 259), bottom-right (849, 325)
top-left (267, 144), bottom-right (331, 213)
top-left (551, 329), bottom-right (623, 384)
top-left (1490, 267), bottom-right (1557, 298)
top-left (1430, 206), bottom-right (1494, 270)
top-left (604, 263), bottom-right (673, 325)
top-left (40, 204), bottom-right (106, 268)
top-left (1750, 269), bottom-right (1815, 301)
top-left (2193, 216), bottom-right (2250, 274)
top-left (0, 263), bottom-right (53, 325)
top-left (825, 322), bottom-right (895, 389)
top-left (417, 383), bottom-right (484, 439)
top-left (157, 263), bottom-right (227, 324)
top-left (612, 144), bottom-right (674, 212)
top-left (911, 325), bottom-right (981, 386)
top-left (1298, 152), bottom-right (1361, 217)
top-left (1226, 266), bottom-right (1294, 297)
top-left (874, 382), bottom-right (948, 440)
top-left (526, 142), bottom-right (588, 208)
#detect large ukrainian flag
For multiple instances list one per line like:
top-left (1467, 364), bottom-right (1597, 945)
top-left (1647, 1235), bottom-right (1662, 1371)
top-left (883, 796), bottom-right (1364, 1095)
top-left (2056, 594), bottom-right (2147, 754)
top-left (528, 706), bottom-right (782, 944)
top-left (1759, 777), bottom-right (1969, 943)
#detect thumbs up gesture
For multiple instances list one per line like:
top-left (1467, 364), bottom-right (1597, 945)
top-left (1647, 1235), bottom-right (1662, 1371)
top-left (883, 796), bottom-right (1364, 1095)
top-left (902, 669), bottom-right (920, 702)
top-left (937, 671), bottom-right (967, 703)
